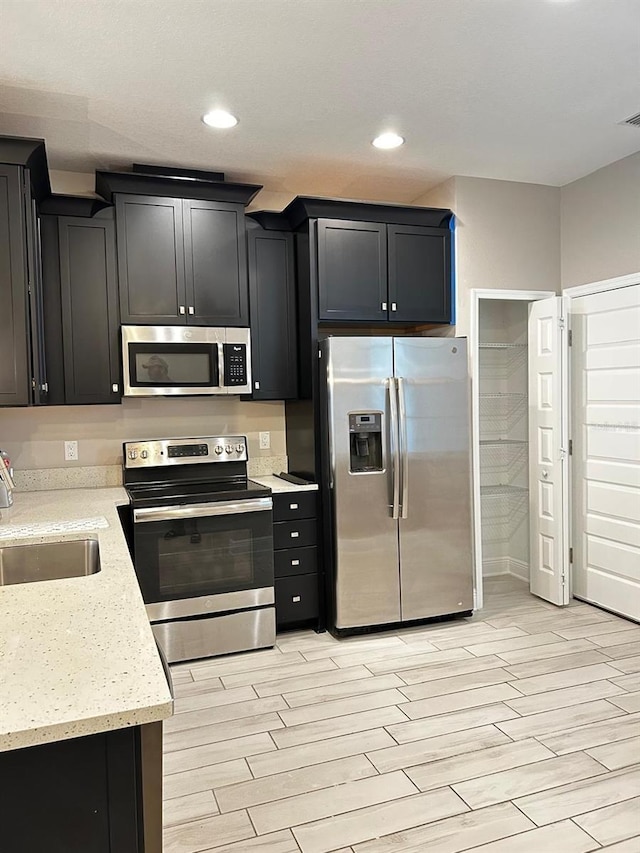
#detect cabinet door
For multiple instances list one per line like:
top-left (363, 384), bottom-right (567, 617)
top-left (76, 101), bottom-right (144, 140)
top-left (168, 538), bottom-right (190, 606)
top-left (0, 165), bottom-right (30, 406)
top-left (387, 224), bottom-right (451, 323)
top-left (183, 199), bottom-right (248, 326)
top-left (58, 215), bottom-right (121, 404)
top-left (116, 194), bottom-right (186, 324)
top-left (247, 228), bottom-right (297, 400)
top-left (316, 219), bottom-right (387, 322)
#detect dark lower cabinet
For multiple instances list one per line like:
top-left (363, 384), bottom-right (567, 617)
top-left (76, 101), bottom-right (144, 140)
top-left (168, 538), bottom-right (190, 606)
top-left (273, 491), bottom-right (320, 629)
top-left (41, 211), bottom-right (121, 404)
top-left (247, 225), bottom-right (297, 400)
top-left (0, 722), bottom-right (162, 853)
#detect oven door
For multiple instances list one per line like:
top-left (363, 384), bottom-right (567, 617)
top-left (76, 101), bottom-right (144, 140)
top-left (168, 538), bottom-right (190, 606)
top-left (132, 497), bottom-right (274, 619)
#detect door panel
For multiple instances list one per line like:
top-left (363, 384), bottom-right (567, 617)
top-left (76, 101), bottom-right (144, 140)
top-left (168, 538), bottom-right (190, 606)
top-left (528, 296), bottom-right (570, 605)
top-left (395, 337), bottom-right (474, 621)
top-left (325, 337), bottom-right (400, 628)
top-left (116, 194), bottom-right (185, 324)
top-left (183, 200), bottom-right (248, 326)
top-left (387, 224), bottom-right (451, 323)
top-left (317, 220), bottom-right (387, 322)
top-left (572, 284), bottom-right (640, 620)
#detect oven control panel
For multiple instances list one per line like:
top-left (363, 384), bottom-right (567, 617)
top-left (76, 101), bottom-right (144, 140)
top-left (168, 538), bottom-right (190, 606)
top-left (123, 436), bottom-right (248, 467)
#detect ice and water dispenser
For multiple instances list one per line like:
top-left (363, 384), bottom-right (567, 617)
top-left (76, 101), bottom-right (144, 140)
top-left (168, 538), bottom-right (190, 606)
top-left (348, 413), bottom-right (383, 473)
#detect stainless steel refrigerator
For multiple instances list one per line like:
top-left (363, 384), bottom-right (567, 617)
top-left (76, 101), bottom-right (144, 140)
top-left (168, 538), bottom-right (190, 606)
top-left (322, 336), bottom-right (474, 629)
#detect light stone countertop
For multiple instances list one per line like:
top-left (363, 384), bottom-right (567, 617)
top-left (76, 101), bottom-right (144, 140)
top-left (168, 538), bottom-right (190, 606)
top-left (250, 474), bottom-right (319, 494)
top-left (0, 488), bottom-right (173, 752)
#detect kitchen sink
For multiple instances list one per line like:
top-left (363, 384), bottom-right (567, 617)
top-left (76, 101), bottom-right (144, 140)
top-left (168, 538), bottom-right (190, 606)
top-left (0, 539), bottom-right (101, 586)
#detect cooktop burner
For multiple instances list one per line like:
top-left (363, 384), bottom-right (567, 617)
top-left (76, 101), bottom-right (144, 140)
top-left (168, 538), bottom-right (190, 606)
top-left (127, 478), bottom-right (270, 508)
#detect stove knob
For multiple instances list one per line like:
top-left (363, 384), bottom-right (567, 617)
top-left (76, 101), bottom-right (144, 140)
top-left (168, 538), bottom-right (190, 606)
top-left (128, 450), bottom-right (138, 460)
top-left (214, 445), bottom-right (224, 455)
top-left (140, 450), bottom-right (149, 459)
top-left (236, 443), bottom-right (244, 453)
top-left (225, 445), bottom-right (233, 454)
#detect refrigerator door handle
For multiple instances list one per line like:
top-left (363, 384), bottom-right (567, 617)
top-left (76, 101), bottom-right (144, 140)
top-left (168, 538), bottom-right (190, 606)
top-left (388, 376), bottom-right (401, 519)
top-left (397, 375), bottom-right (409, 519)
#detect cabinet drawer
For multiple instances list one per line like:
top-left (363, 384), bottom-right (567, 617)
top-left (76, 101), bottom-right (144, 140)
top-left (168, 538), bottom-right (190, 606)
top-left (275, 547), bottom-right (318, 578)
top-left (273, 519), bottom-right (317, 551)
top-left (273, 491), bottom-right (317, 522)
top-left (276, 574), bottom-right (319, 626)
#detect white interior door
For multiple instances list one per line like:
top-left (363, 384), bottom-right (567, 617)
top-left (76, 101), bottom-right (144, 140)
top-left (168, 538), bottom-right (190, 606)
top-left (572, 283), bottom-right (640, 620)
top-left (528, 296), bottom-right (570, 605)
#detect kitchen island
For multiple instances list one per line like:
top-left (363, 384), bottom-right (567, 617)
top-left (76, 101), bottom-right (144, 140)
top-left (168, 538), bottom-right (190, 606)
top-left (0, 487), bottom-right (173, 853)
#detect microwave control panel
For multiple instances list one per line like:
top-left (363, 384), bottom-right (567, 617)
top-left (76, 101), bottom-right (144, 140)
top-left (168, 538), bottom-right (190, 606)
top-left (223, 343), bottom-right (248, 386)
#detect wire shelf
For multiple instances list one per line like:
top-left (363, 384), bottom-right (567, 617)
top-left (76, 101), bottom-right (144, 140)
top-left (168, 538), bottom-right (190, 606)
top-left (480, 393), bottom-right (526, 399)
top-left (481, 485), bottom-right (528, 497)
top-left (480, 343), bottom-right (527, 349)
top-left (480, 439), bottom-right (529, 446)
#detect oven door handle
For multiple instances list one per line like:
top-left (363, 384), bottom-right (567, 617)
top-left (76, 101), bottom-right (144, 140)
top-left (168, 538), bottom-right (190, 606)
top-left (133, 497), bottom-right (273, 524)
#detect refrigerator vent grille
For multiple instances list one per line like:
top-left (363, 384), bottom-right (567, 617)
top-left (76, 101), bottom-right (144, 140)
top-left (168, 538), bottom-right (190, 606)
top-left (620, 111), bottom-right (640, 128)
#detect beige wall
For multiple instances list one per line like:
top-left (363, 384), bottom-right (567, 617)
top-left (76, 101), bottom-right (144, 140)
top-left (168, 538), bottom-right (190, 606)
top-left (415, 177), bottom-right (561, 337)
top-left (560, 152), bottom-right (640, 289)
top-left (0, 397), bottom-right (285, 471)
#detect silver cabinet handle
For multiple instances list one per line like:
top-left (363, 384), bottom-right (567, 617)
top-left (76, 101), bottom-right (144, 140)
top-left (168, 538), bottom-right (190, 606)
top-left (179, 305), bottom-right (186, 315)
top-left (381, 302), bottom-right (387, 311)
top-left (290, 531), bottom-right (300, 538)
top-left (397, 376), bottom-right (408, 519)
top-left (290, 503), bottom-right (299, 510)
top-left (292, 596), bottom-right (301, 602)
top-left (391, 302), bottom-right (397, 312)
top-left (254, 381), bottom-right (260, 390)
top-left (388, 377), bottom-right (400, 520)
top-left (188, 306), bottom-right (195, 315)
top-left (134, 497), bottom-right (273, 524)
top-left (112, 383), bottom-right (119, 393)
top-left (291, 559), bottom-right (300, 566)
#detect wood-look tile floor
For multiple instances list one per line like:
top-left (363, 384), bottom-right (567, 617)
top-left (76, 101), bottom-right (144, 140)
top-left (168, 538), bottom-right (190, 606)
top-left (164, 576), bottom-right (640, 853)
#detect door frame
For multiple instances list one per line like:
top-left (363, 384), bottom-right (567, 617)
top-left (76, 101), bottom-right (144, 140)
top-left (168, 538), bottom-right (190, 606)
top-left (470, 288), bottom-right (558, 610)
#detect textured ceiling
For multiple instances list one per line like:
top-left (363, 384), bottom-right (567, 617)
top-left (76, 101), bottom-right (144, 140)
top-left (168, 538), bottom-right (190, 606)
top-left (1, 0), bottom-right (639, 204)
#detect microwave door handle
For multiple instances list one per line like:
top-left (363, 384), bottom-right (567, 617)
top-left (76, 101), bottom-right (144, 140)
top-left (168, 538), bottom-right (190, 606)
top-left (397, 376), bottom-right (408, 519)
top-left (388, 377), bottom-right (400, 520)
top-left (133, 497), bottom-right (273, 524)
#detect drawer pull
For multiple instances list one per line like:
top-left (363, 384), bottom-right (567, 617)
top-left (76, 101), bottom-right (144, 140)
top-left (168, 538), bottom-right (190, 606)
top-left (292, 595), bottom-right (301, 603)
top-left (290, 503), bottom-right (299, 510)
top-left (290, 531), bottom-right (299, 538)
top-left (291, 559), bottom-right (300, 566)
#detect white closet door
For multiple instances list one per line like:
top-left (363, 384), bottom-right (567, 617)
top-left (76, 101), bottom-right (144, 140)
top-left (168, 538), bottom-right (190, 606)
top-left (572, 284), bottom-right (640, 620)
top-left (528, 296), bottom-right (570, 605)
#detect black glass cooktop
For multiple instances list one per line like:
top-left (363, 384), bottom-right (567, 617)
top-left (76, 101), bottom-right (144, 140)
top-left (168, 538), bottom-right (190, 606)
top-left (127, 478), bottom-right (271, 508)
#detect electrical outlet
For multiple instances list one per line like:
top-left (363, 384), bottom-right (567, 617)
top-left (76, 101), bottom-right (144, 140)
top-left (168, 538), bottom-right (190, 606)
top-left (259, 431), bottom-right (271, 450)
top-left (64, 440), bottom-right (78, 462)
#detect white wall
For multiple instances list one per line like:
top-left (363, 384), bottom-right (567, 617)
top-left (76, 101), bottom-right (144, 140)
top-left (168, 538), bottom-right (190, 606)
top-left (561, 152), bottom-right (640, 289)
top-left (415, 177), bottom-right (561, 337)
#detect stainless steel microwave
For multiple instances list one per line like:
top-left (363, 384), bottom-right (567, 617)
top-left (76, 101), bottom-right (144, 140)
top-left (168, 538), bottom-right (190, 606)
top-left (122, 326), bottom-right (251, 396)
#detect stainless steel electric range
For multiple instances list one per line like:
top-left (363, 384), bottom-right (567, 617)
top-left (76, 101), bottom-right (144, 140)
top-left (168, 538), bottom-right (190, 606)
top-left (123, 436), bottom-right (275, 663)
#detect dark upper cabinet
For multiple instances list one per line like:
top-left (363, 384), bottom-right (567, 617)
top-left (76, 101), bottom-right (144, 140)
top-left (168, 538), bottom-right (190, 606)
top-left (0, 165), bottom-right (30, 406)
top-left (58, 215), bottom-right (121, 404)
top-left (183, 199), bottom-right (248, 326)
top-left (41, 210), bottom-right (121, 405)
top-left (387, 224), bottom-right (451, 323)
top-left (316, 219), bottom-right (387, 322)
top-left (247, 225), bottom-right (297, 400)
top-left (316, 218), bottom-right (451, 324)
top-left (116, 194), bottom-right (248, 327)
top-left (0, 163), bottom-right (47, 406)
top-left (116, 194), bottom-right (186, 325)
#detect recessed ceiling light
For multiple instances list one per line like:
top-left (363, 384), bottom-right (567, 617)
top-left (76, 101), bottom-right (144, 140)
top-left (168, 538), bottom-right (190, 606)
top-left (202, 110), bottom-right (238, 129)
top-left (372, 132), bottom-right (404, 150)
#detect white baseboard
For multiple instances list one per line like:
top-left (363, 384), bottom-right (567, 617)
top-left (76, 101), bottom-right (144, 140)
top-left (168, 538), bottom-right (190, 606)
top-left (509, 559), bottom-right (529, 582)
top-left (482, 558), bottom-right (511, 577)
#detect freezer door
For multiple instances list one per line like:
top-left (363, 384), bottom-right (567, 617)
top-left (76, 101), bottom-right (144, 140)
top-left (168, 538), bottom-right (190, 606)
top-left (325, 337), bottom-right (401, 628)
top-left (394, 337), bottom-right (474, 621)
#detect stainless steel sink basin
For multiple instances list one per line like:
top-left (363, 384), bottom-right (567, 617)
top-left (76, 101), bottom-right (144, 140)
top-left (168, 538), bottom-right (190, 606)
top-left (0, 539), bottom-right (101, 585)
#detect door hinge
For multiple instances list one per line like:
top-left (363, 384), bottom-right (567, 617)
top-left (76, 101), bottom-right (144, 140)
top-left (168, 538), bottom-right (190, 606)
top-left (569, 439), bottom-right (573, 456)
top-left (569, 547), bottom-right (573, 563)
top-left (568, 329), bottom-right (573, 346)
top-left (318, 349), bottom-right (322, 359)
